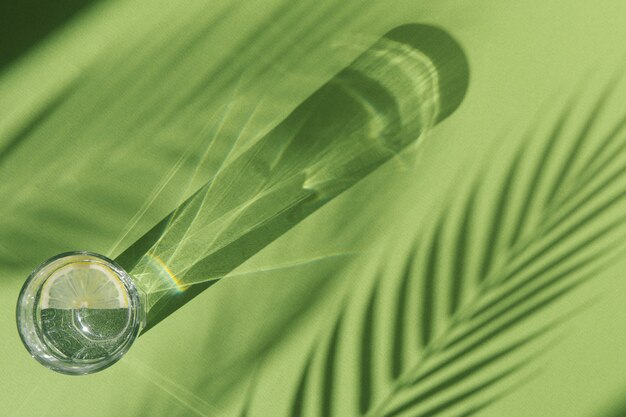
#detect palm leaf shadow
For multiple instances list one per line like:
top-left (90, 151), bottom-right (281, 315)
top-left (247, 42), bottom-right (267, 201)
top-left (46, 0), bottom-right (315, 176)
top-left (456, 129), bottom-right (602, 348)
top-left (596, 394), bottom-right (626, 417)
top-left (273, 79), bottom-right (626, 417)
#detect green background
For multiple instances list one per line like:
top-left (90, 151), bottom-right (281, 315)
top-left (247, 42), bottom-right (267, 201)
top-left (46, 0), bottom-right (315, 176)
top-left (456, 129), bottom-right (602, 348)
top-left (1, 1), bottom-right (626, 416)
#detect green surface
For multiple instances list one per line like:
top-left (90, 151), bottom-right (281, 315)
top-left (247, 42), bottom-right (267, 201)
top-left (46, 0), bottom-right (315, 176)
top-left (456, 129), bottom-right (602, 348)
top-left (2, 1), bottom-right (626, 416)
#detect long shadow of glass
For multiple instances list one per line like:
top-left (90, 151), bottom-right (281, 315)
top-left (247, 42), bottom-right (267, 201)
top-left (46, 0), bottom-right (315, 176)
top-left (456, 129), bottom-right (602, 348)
top-left (116, 23), bottom-right (470, 331)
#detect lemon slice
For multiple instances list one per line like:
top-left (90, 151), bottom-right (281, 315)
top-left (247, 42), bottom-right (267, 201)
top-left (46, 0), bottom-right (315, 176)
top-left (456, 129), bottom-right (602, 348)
top-left (40, 261), bottom-right (129, 310)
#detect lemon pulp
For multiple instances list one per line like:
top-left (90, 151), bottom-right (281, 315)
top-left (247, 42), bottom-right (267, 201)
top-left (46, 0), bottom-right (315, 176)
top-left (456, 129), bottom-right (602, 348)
top-left (40, 262), bottom-right (129, 310)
